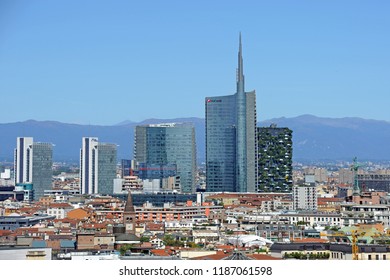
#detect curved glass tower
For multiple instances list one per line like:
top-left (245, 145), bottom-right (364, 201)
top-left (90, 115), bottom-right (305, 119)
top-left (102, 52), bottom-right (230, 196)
top-left (205, 35), bottom-right (256, 193)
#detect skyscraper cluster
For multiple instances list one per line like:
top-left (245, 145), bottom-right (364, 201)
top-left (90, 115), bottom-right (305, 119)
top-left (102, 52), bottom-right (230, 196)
top-left (13, 136), bottom-right (118, 201)
top-left (205, 35), bottom-right (293, 193)
top-left (10, 35), bottom-right (292, 199)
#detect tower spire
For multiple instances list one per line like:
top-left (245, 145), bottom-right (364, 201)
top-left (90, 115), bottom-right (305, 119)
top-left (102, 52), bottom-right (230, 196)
top-left (123, 190), bottom-right (136, 234)
top-left (124, 190), bottom-right (135, 212)
top-left (237, 32), bottom-right (245, 92)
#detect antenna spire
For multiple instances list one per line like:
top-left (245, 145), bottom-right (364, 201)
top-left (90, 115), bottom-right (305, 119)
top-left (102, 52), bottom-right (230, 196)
top-left (237, 33), bottom-right (245, 92)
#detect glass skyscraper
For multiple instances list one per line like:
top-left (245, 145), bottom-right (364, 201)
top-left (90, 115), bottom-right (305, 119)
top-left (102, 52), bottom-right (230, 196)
top-left (14, 137), bottom-right (53, 200)
top-left (134, 123), bottom-right (196, 193)
top-left (205, 35), bottom-right (257, 192)
top-left (97, 143), bottom-right (117, 195)
top-left (80, 137), bottom-right (117, 195)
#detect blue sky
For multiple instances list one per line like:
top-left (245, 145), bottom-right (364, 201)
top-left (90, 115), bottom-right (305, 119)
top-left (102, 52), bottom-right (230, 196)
top-left (1, 0), bottom-right (389, 125)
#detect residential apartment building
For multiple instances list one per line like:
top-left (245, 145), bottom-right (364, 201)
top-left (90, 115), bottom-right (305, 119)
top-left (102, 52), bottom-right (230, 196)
top-left (293, 185), bottom-right (318, 211)
top-left (256, 125), bottom-right (293, 192)
top-left (135, 203), bottom-right (223, 222)
top-left (340, 204), bottom-right (390, 227)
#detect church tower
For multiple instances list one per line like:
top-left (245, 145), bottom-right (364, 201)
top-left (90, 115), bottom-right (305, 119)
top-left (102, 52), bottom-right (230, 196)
top-left (123, 190), bottom-right (136, 234)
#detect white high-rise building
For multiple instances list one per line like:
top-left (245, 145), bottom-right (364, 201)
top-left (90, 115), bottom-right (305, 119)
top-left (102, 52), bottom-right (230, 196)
top-left (80, 137), bottom-right (117, 195)
top-left (14, 137), bottom-right (53, 200)
top-left (14, 137), bottom-right (34, 184)
top-left (80, 137), bottom-right (98, 194)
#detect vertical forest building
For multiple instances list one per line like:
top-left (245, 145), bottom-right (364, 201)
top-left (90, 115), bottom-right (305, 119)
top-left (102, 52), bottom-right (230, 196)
top-left (256, 125), bottom-right (293, 192)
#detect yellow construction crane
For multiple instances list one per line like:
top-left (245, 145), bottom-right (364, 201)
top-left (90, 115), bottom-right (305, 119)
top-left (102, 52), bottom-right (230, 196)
top-left (351, 230), bottom-right (366, 260)
top-left (352, 230), bottom-right (359, 260)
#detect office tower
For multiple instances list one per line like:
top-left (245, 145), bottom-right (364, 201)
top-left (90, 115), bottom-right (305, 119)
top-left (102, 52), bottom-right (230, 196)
top-left (205, 34), bottom-right (256, 192)
top-left (14, 137), bottom-right (53, 200)
top-left (256, 125), bottom-right (293, 192)
top-left (134, 123), bottom-right (196, 193)
top-left (97, 142), bottom-right (117, 195)
top-left (80, 137), bottom-right (117, 195)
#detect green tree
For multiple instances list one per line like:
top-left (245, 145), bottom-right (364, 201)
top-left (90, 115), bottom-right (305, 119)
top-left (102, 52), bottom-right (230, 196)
top-left (140, 236), bottom-right (150, 243)
top-left (119, 244), bottom-right (134, 256)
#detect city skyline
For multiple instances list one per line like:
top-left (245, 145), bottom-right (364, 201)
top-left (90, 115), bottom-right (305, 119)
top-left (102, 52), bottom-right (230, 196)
top-left (1, 1), bottom-right (390, 125)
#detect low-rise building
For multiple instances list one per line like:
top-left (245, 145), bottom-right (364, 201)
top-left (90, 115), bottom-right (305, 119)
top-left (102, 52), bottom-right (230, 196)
top-left (340, 204), bottom-right (390, 227)
top-left (0, 214), bottom-right (55, 231)
top-left (0, 247), bottom-right (52, 260)
top-left (47, 203), bottom-right (74, 219)
top-left (279, 212), bottom-right (342, 227)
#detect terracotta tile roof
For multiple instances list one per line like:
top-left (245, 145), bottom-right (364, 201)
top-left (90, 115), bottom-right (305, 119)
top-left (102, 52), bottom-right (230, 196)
top-left (48, 203), bottom-right (73, 209)
top-left (246, 254), bottom-right (282, 260)
top-left (215, 245), bottom-right (235, 251)
top-left (139, 242), bottom-right (152, 247)
top-left (15, 227), bottom-right (39, 235)
top-left (146, 223), bottom-right (165, 230)
top-left (190, 251), bottom-right (228, 260)
top-left (82, 223), bottom-right (107, 229)
top-left (0, 230), bottom-right (12, 236)
top-left (151, 249), bottom-right (173, 257)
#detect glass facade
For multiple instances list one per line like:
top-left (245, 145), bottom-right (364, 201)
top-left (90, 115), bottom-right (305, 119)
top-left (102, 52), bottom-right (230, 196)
top-left (97, 143), bottom-right (117, 195)
top-left (134, 123), bottom-right (196, 193)
top-left (31, 142), bottom-right (53, 199)
top-left (14, 138), bottom-right (52, 201)
top-left (80, 138), bottom-right (117, 195)
top-left (138, 163), bottom-right (177, 180)
top-left (121, 159), bottom-right (132, 177)
top-left (205, 95), bottom-right (236, 192)
top-left (205, 36), bottom-right (256, 193)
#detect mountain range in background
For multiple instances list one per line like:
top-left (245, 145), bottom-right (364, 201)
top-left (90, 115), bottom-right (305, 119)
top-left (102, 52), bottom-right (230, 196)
top-left (0, 114), bottom-right (390, 163)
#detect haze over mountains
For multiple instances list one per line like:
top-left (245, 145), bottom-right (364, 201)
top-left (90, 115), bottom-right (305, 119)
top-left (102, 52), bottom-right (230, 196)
top-left (0, 114), bottom-right (389, 162)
